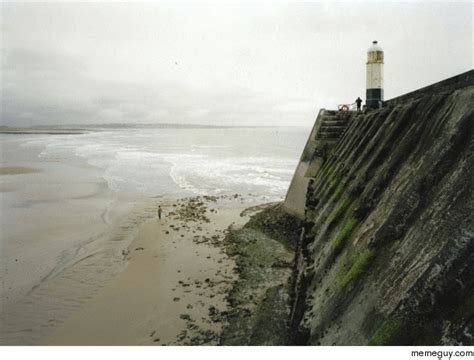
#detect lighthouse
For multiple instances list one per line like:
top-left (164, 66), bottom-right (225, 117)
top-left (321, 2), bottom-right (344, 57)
top-left (366, 40), bottom-right (384, 109)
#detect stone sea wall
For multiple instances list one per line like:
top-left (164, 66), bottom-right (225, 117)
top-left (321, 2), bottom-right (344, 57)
top-left (222, 70), bottom-right (473, 345)
top-left (288, 70), bottom-right (473, 345)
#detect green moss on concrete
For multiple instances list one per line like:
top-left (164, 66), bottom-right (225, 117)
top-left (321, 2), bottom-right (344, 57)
top-left (248, 285), bottom-right (290, 345)
top-left (323, 175), bottom-right (339, 200)
top-left (321, 167), bottom-right (343, 202)
top-left (327, 180), bottom-right (337, 196)
top-left (323, 162), bottom-right (336, 179)
top-left (328, 196), bottom-right (352, 228)
top-left (332, 217), bottom-right (358, 254)
top-left (332, 183), bottom-right (345, 201)
top-left (368, 318), bottom-right (402, 345)
top-left (221, 227), bottom-right (294, 345)
top-left (339, 249), bottom-right (375, 287)
top-left (244, 203), bottom-right (301, 251)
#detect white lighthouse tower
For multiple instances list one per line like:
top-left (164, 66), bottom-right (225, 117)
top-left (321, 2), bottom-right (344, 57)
top-left (366, 40), bottom-right (384, 109)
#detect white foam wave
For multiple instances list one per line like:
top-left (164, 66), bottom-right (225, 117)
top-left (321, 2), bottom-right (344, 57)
top-left (19, 128), bottom-right (301, 199)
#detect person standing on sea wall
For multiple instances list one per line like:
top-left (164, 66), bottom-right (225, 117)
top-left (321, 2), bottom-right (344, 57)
top-left (157, 205), bottom-right (163, 220)
top-left (356, 97), bottom-right (363, 112)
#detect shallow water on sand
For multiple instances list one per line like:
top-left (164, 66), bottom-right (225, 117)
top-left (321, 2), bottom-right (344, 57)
top-left (0, 126), bottom-right (307, 344)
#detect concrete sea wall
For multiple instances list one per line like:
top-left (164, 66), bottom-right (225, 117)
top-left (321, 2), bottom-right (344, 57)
top-left (287, 70), bottom-right (473, 345)
top-left (222, 70), bottom-right (473, 345)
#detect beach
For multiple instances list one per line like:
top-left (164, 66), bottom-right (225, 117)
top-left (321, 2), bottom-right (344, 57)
top-left (0, 127), bottom-right (306, 345)
top-left (44, 195), bottom-right (265, 345)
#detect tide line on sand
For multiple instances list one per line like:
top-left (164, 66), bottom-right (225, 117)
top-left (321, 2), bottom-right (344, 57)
top-left (44, 194), bottom-right (265, 345)
top-left (0, 166), bottom-right (42, 175)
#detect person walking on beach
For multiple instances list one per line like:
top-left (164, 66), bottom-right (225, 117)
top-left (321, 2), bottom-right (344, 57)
top-left (157, 205), bottom-right (163, 220)
top-left (355, 97), bottom-right (363, 112)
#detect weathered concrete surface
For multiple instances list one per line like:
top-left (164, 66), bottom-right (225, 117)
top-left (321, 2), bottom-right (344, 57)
top-left (221, 70), bottom-right (473, 346)
top-left (388, 70), bottom-right (474, 106)
top-left (219, 204), bottom-right (301, 345)
top-left (288, 71), bottom-right (474, 345)
top-left (283, 109), bottom-right (353, 219)
top-left (220, 225), bottom-right (294, 345)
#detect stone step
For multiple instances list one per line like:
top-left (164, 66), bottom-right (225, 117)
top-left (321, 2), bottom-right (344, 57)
top-left (317, 128), bottom-right (342, 134)
top-left (320, 115), bottom-right (340, 121)
top-left (315, 137), bottom-right (340, 142)
top-left (320, 120), bottom-right (349, 126)
top-left (321, 116), bottom-right (351, 124)
top-left (315, 109), bottom-right (352, 143)
top-left (316, 132), bottom-right (341, 139)
top-left (319, 123), bottom-right (347, 131)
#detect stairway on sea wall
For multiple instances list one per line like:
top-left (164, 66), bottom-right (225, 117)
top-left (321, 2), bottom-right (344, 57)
top-left (315, 111), bottom-right (352, 143)
top-left (283, 109), bottom-right (354, 219)
top-left (220, 69), bottom-right (473, 346)
top-left (220, 70), bottom-right (473, 346)
top-left (287, 70), bottom-right (473, 345)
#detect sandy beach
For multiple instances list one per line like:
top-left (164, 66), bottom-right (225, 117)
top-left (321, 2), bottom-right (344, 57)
top-left (0, 127), bottom-right (299, 346)
top-left (0, 166), bottom-right (43, 176)
top-left (0, 129), bottom-right (85, 135)
top-left (44, 195), bottom-right (263, 345)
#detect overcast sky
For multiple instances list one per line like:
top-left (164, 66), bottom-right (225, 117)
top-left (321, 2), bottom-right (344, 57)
top-left (1, 1), bottom-right (472, 127)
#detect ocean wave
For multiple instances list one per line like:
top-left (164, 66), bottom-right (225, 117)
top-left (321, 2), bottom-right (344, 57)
top-left (19, 128), bottom-right (301, 198)
top-left (159, 153), bottom-right (292, 197)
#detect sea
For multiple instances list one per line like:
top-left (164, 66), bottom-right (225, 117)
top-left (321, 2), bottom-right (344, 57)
top-left (0, 125), bottom-right (308, 344)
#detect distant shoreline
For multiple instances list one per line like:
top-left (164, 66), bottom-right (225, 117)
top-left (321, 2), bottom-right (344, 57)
top-left (0, 124), bottom-right (309, 133)
top-left (0, 129), bottom-right (86, 135)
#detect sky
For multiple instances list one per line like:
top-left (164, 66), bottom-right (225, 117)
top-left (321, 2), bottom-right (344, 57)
top-left (1, 1), bottom-right (472, 127)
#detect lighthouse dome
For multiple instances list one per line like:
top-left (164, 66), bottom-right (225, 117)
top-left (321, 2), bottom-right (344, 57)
top-left (368, 40), bottom-right (383, 52)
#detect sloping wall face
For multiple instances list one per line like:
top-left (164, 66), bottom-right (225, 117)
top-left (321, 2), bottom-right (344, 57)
top-left (283, 110), bottom-right (353, 219)
top-left (288, 72), bottom-right (474, 345)
top-left (282, 111), bottom-right (321, 219)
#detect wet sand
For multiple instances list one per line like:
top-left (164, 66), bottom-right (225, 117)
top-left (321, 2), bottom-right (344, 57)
top-left (0, 129), bottom-right (85, 135)
top-left (0, 199), bottom-right (155, 345)
top-left (0, 166), bottom-right (42, 175)
top-left (45, 195), bottom-right (262, 345)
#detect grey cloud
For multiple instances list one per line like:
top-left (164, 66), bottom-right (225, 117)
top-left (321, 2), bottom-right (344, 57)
top-left (1, 2), bottom-right (472, 127)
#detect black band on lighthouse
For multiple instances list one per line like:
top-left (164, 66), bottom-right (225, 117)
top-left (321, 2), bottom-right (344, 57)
top-left (366, 88), bottom-right (384, 108)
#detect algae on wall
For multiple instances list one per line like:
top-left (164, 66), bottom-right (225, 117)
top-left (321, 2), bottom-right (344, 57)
top-left (220, 222), bottom-right (294, 345)
top-left (288, 74), bottom-right (474, 345)
top-left (220, 72), bottom-right (473, 346)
